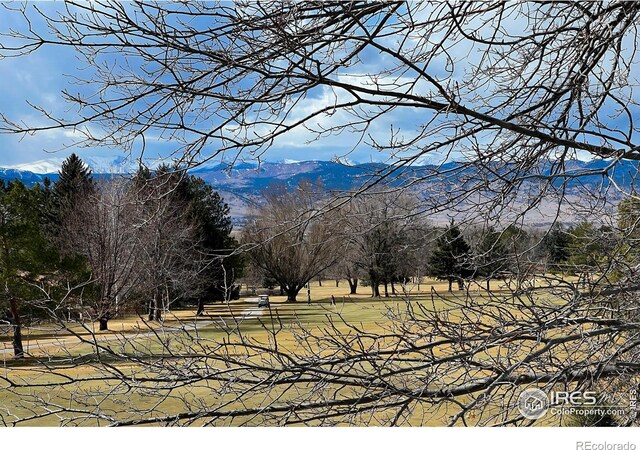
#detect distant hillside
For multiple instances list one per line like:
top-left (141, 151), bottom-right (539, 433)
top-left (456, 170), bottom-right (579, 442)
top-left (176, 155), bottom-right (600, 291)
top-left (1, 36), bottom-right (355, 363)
top-left (191, 159), bottom-right (640, 226)
top-left (190, 161), bottom-right (396, 219)
top-left (0, 168), bottom-right (57, 185)
top-left (2, 158), bottom-right (638, 227)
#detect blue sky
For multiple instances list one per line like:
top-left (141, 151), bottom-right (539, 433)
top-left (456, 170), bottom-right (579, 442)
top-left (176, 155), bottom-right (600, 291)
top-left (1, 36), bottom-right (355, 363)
top-left (0, 3), bottom-right (459, 171)
top-left (0, 24), bottom-right (119, 166)
top-left (0, 48), bottom-right (414, 169)
top-left (0, 4), bottom-right (413, 169)
top-left (0, 3), bottom-right (637, 171)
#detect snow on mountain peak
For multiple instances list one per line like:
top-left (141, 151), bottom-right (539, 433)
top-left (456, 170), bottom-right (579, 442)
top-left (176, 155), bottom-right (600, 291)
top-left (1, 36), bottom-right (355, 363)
top-left (5, 157), bottom-right (68, 173)
top-left (3, 155), bottom-right (138, 174)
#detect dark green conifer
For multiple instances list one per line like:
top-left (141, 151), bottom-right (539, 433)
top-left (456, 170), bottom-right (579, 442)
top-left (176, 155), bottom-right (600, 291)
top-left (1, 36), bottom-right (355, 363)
top-left (429, 221), bottom-right (473, 291)
top-left (47, 153), bottom-right (94, 237)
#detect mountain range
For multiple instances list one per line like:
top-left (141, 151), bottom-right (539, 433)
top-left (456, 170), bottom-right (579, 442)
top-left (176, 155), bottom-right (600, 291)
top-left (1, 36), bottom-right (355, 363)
top-left (2, 156), bottom-right (638, 227)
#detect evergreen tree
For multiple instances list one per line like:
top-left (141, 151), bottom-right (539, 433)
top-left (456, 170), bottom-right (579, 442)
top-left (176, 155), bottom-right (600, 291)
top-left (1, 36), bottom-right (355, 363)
top-left (618, 195), bottom-right (640, 233)
top-left (429, 221), bottom-right (473, 292)
top-left (0, 180), bottom-right (57, 358)
top-left (47, 153), bottom-right (94, 237)
top-left (566, 222), bottom-right (609, 285)
top-left (476, 227), bottom-right (510, 291)
top-left (541, 223), bottom-right (571, 272)
top-left (180, 175), bottom-right (244, 313)
top-left (618, 195), bottom-right (640, 263)
top-left (142, 165), bottom-right (243, 314)
top-left (132, 164), bottom-right (152, 186)
top-left (46, 155), bottom-right (94, 304)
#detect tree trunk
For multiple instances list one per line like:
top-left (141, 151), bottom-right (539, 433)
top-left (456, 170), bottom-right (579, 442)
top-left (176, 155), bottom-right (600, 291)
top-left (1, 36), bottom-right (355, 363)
top-left (156, 289), bottom-right (167, 321)
top-left (383, 281), bottom-right (389, 298)
top-left (347, 278), bottom-right (358, 294)
top-left (448, 278), bottom-right (453, 292)
top-left (318, 278), bottom-right (322, 287)
top-left (335, 279), bottom-right (339, 287)
top-left (196, 298), bottom-right (205, 316)
top-left (457, 279), bottom-right (465, 291)
top-left (8, 298), bottom-right (24, 359)
top-left (165, 285), bottom-right (172, 311)
top-left (99, 317), bottom-right (109, 331)
top-left (148, 297), bottom-right (156, 321)
top-left (370, 278), bottom-right (380, 297)
top-left (286, 290), bottom-right (298, 302)
top-left (154, 305), bottom-right (163, 321)
top-left (279, 286), bottom-right (285, 296)
top-left (486, 278), bottom-right (491, 291)
top-left (391, 280), bottom-right (396, 295)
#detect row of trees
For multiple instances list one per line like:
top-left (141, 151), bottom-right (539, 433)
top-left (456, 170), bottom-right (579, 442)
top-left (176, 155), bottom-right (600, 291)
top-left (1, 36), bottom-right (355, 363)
top-left (243, 184), bottom-right (634, 299)
top-left (242, 186), bottom-right (425, 301)
top-left (0, 154), bottom-right (241, 356)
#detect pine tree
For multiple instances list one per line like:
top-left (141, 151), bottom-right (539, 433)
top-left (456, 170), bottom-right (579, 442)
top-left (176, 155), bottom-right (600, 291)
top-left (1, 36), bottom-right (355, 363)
top-left (541, 223), bottom-right (571, 272)
top-left (618, 194), bottom-right (640, 233)
top-left (429, 221), bottom-right (472, 291)
top-left (44, 156), bottom-right (94, 325)
top-left (0, 180), bottom-right (56, 358)
top-left (618, 195), bottom-right (640, 261)
top-left (566, 222), bottom-right (609, 286)
top-left (476, 227), bottom-right (510, 291)
top-left (47, 153), bottom-right (94, 238)
top-left (179, 175), bottom-right (243, 314)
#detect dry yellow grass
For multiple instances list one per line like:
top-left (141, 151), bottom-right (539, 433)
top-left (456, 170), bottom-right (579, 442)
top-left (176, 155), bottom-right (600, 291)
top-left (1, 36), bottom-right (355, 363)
top-left (0, 277), bottom-right (575, 426)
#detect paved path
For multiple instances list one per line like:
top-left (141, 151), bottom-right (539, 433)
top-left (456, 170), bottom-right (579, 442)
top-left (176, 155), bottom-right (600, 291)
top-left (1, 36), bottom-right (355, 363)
top-left (0, 301), bottom-right (270, 358)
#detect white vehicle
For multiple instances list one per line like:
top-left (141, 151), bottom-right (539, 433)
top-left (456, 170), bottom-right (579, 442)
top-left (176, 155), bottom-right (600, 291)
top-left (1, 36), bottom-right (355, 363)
top-left (257, 295), bottom-right (270, 308)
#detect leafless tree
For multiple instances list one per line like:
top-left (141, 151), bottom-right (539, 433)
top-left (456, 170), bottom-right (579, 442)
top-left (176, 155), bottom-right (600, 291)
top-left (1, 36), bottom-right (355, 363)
top-left (1, 1), bottom-right (640, 427)
top-left (242, 182), bottom-right (339, 302)
top-left (60, 179), bottom-right (144, 330)
top-left (331, 256), bottom-right (363, 295)
top-left (130, 173), bottom-right (207, 322)
top-left (337, 190), bottom-right (428, 297)
top-left (60, 174), bottom-right (214, 329)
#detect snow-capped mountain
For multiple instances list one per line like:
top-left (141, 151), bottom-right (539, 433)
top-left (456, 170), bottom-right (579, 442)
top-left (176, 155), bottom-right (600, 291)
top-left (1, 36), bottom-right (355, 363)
top-left (1, 157), bottom-right (639, 227)
top-left (5, 155), bottom-right (139, 174)
top-left (6, 159), bottom-right (63, 174)
top-left (0, 167), bottom-right (52, 185)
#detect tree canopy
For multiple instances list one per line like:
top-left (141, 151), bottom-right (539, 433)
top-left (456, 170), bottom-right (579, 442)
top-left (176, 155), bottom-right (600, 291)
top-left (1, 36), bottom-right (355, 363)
top-left (429, 222), bottom-right (473, 291)
top-left (0, 180), bottom-right (57, 357)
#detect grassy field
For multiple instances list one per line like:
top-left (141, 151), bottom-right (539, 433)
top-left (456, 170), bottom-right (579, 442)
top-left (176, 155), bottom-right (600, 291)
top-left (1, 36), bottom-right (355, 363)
top-left (0, 277), bottom-right (471, 355)
top-left (0, 277), bottom-right (569, 426)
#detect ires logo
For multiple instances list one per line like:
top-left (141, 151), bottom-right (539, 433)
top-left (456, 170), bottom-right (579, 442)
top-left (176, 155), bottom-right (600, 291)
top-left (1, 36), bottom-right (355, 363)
top-left (551, 391), bottom-right (598, 406)
top-left (518, 389), bottom-right (610, 420)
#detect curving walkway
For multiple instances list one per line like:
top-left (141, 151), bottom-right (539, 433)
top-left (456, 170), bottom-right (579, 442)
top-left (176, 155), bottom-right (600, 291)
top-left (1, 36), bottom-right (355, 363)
top-left (0, 299), bottom-right (271, 359)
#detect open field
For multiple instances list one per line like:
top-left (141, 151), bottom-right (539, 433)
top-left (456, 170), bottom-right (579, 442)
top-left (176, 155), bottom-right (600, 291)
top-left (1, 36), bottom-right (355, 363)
top-left (0, 278), bottom-right (475, 354)
top-left (0, 277), bottom-right (578, 426)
